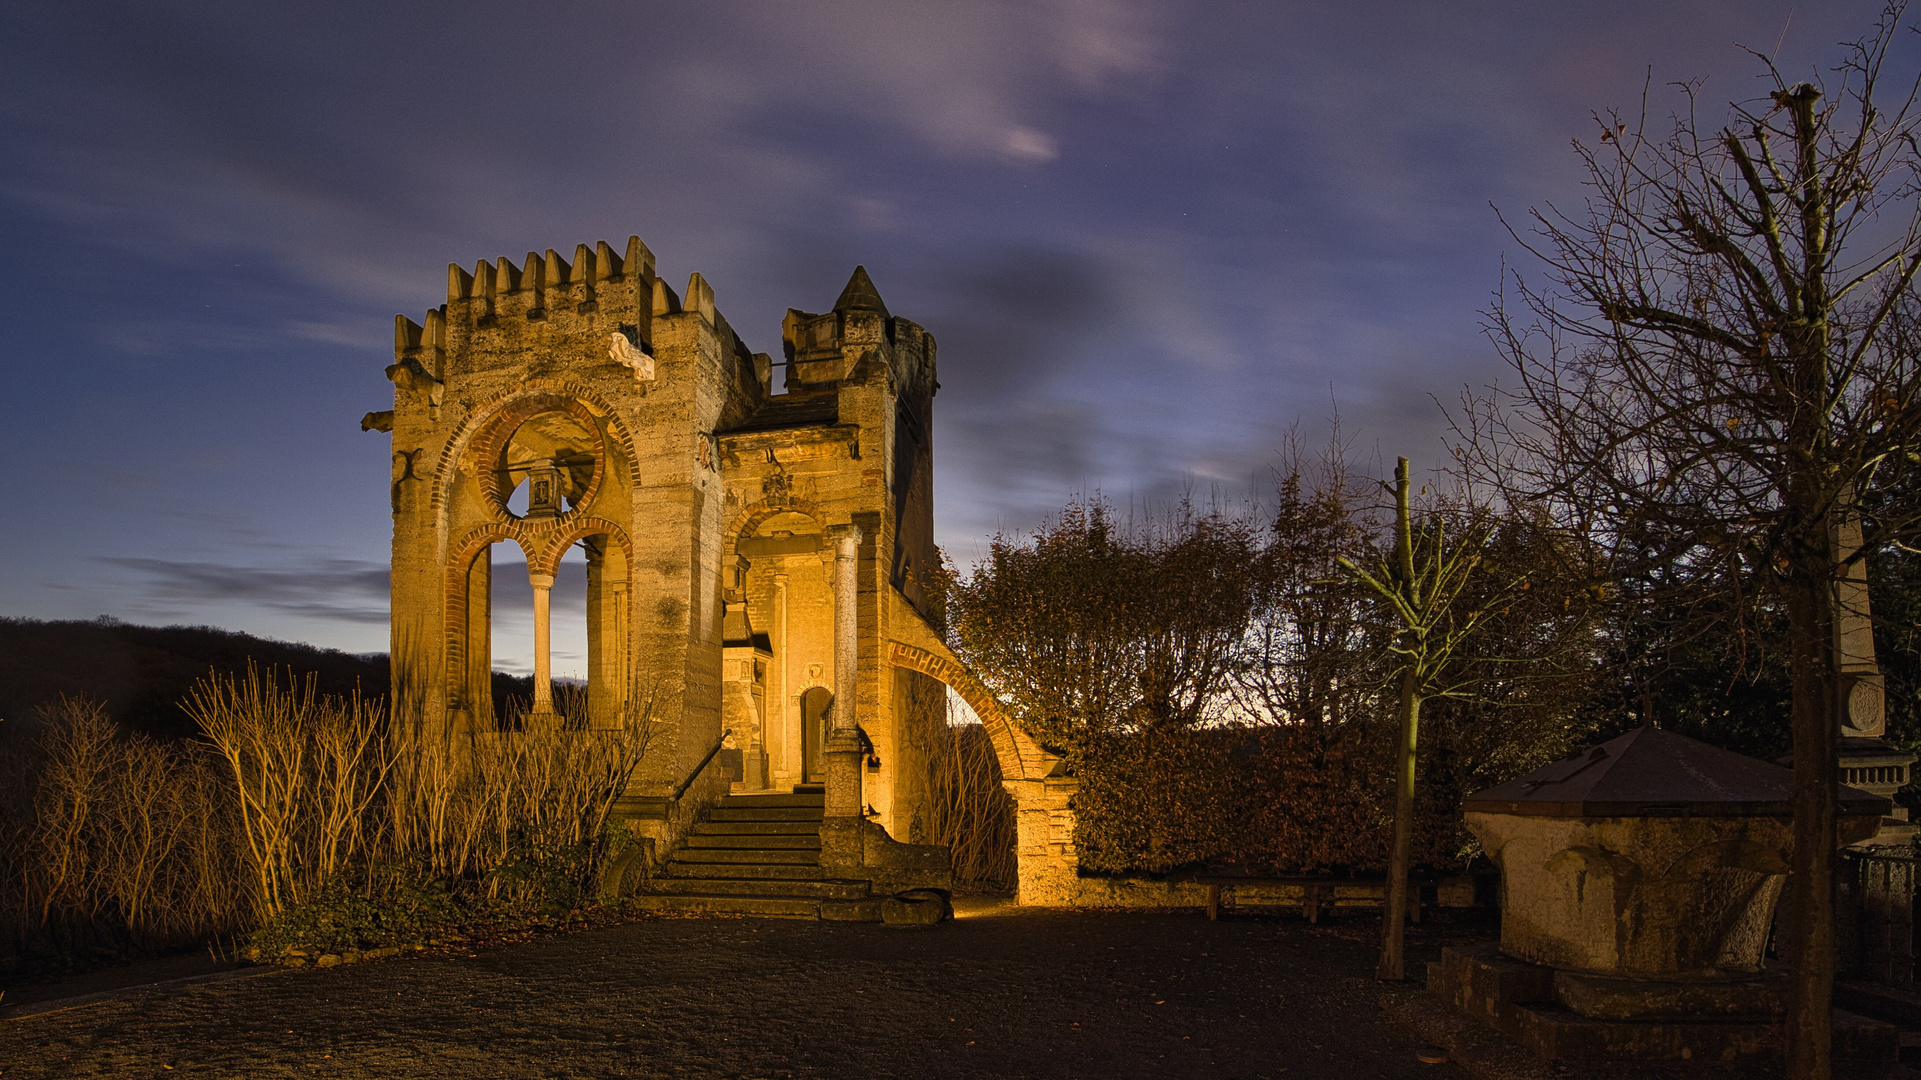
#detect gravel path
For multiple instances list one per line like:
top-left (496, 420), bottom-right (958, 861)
top-left (1, 906), bottom-right (1471, 1079)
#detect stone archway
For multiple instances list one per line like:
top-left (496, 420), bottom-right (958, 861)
top-left (881, 639), bottom-right (1050, 783)
top-left (883, 599), bottom-right (1080, 906)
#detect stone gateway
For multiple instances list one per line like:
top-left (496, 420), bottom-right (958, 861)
top-left (373, 236), bottom-right (1072, 906)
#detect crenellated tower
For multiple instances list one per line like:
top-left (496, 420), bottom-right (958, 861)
top-left (375, 232), bottom-right (1051, 864)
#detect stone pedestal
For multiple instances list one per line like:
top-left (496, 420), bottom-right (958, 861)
top-left (1003, 776), bottom-right (1080, 906)
top-left (1429, 944), bottom-right (1897, 1067)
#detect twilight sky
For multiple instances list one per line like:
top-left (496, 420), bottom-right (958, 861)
top-left (0, 1), bottom-right (1910, 675)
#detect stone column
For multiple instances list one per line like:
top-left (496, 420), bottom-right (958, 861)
top-left (772, 572), bottom-right (791, 787)
top-left (1830, 511), bottom-right (1915, 840)
top-left (609, 571), bottom-right (628, 710)
top-left (529, 569), bottom-right (554, 715)
top-left (816, 524), bottom-right (866, 874)
top-left (822, 524), bottom-right (864, 820)
top-left (1835, 511), bottom-right (1886, 740)
top-left (585, 545), bottom-right (605, 724)
top-left (597, 552), bottom-right (630, 719)
top-left (829, 526), bottom-right (860, 740)
top-left (461, 549), bottom-right (493, 733)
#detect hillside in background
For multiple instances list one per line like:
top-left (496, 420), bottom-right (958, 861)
top-left (0, 617), bottom-right (390, 742)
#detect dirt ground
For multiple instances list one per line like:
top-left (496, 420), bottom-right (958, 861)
top-left (0, 903), bottom-right (1479, 1080)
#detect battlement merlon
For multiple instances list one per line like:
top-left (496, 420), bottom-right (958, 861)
top-left (392, 236), bottom-right (662, 371)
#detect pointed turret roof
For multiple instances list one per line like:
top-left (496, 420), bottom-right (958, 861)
top-left (833, 265), bottom-right (889, 318)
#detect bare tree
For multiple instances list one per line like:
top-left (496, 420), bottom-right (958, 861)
top-left (1340, 458), bottom-right (1530, 981)
top-left (1461, 9), bottom-right (1921, 1074)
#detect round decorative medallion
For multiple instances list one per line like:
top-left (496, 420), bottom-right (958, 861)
top-left (1845, 678), bottom-right (1884, 735)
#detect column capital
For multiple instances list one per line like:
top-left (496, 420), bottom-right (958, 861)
top-left (823, 523), bottom-right (862, 558)
top-left (527, 571), bottom-right (555, 590)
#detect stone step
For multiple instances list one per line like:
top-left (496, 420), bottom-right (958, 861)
top-left (720, 793), bottom-right (825, 809)
top-left (692, 820), bottom-right (822, 836)
top-left (685, 833), bottom-right (820, 850)
top-left (663, 860), bottom-right (826, 881)
top-left (625, 893), bottom-right (822, 920)
top-left (708, 807), bottom-right (824, 823)
top-left (670, 847), bottom-right (819, 866)
top-left (649, 876), bottom-right (871, 900)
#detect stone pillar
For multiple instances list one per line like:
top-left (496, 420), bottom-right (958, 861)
top-left (530, 569), bottom-right (554, 715)
top-left (771, 571), bottom-right (791, 787)
top-left (586, 542), bottom-right (630, 725)
top-left (1835, 512), bottom-right (1887, 740)
top-left (1829, 510), bottom-right (1915, 845)
top-left (585, 544), bottom-right (604, 722)
top-left (460, 548), bottom-right (492, 732)
top-left (822, 524), bottom-right (863, 819)
top-left (1005, 777), bottom-right (1081, 906)
top-left (610, 566), bottom-right (628, 711)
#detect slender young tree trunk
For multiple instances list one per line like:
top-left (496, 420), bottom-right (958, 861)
top-left (1379, 455), bottom-right (1419, 983)
top-left (1379, 662), bottom-right (1420, 981)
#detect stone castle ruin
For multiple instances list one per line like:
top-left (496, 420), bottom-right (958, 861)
top-left (369, 235), bottom-right (1076, 907)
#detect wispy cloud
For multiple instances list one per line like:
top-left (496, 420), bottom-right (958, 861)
top-left (96, 557), bottom-right (390, 625)
top-left (1, 0), bottom-right (1904, 655)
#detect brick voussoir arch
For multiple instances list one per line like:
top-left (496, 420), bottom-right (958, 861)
top-left (429, 380), bottom-right (640, 517)
top-left (723, 495), bottom-right (831, 556)
top-left (884, 639), bottom-right (1055, 783)
top-left (525, 516), bottom-right (632, 578)
top-left (442, 523), bottom-right (526, 703)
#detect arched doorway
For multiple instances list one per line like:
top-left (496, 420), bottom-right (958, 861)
top-left (732, 509), bottom-right (833, 792)
top-left (799, 686), bottom-right (832, 785)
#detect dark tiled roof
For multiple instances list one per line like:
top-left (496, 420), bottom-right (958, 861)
top-left (721, 393), bottom-right (838, 435)
top-left (1463, 725), bottom-right (1890, 818)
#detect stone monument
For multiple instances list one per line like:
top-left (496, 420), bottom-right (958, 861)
top-left (369, 236), bottom-right (1066, 904)
top-left (1434, 726), bottom-right (1896, 1066)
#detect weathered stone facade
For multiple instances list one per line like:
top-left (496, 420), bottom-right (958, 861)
top-left (374, 235), bottom-right (1067, 893)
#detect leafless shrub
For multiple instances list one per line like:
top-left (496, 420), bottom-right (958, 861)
top-left (12, 698), bottom-right (248, 959)
top-left (920, 704), bottom-right (1016, 889)
top-left (185, 668), bottom-right (391, 919)
top-left (1, 664), bottom-right (659, 969)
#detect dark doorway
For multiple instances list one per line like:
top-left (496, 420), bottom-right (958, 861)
top-left (800, 686), bottom-right (832, 786)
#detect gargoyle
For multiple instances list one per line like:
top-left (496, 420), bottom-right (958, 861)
top-left (384, 357), bottom-right (444, 406)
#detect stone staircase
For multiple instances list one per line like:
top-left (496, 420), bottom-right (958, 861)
top-left (630, 792), bottom-right (881, 919)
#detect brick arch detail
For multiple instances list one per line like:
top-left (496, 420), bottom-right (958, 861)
top-left (526, 516), bottom-right (632, 578)
top-left (884, 640), bottom-right (1052, 783)
top-left (442, 524), bottom-right (526, 707)
top-left (428, 380), bottom-right (640, 518)
top-left (723, 496), bottom-right (831, 557)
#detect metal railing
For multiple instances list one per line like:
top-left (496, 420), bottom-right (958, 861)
top-left (1841, 849), bottom-right (1917, 985)
top-left (672, 728), bottom-right (733, 802)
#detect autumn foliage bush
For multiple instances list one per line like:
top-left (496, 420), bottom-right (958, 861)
top-left (950, 454), bottom-right (1595, 879)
